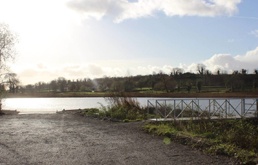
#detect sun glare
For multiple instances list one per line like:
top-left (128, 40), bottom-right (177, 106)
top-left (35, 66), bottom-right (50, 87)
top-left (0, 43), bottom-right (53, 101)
top-left (3, 98), bottom-right (53, 112)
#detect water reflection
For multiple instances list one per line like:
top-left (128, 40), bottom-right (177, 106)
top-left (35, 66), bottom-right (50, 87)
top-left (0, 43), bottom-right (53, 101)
top-left (2, 97), bottom-right (108, 114)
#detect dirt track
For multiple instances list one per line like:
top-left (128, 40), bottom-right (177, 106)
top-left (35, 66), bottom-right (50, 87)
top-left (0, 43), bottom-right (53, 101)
top-left (0, 113), bottom-right (236, 165)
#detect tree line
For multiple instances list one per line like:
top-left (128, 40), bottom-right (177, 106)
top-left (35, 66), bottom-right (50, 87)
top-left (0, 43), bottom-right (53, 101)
top-left (19, 66), bottom-right (258, 94)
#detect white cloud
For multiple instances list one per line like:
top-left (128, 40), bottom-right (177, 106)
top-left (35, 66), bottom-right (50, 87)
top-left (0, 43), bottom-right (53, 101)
top-left (161, 0), bottom-right (240, 17)
top-left (235, 47), bottom-right (258, 63)
top-left (87, 64), bottom-right (104, 76)
top-left (204, 54), bottom-right (237, 70)
top-left (67, 0), bottom-right (241, 22)
top-left (15, 62), bottom-right (175, 84)
top-left (67, 0), bottom-right (127, 21)
top-left (15, 44), bottom-right (258, 85)
top-left (202, 46), bottom-right (258, 73)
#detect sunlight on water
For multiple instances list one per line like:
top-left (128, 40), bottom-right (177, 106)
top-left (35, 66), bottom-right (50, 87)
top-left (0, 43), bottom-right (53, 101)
top-left (2, 97), bottom-right (154, 114)
top-left (2, 97), bottom-right (108, 114)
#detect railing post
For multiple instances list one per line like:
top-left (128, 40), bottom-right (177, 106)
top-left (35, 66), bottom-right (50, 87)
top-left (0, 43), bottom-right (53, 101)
top-left (165, 100), bottom-right (167, 119)
top-left (155, 100), bottom-right (158, 119)
top-left (197, 99), bottom-right (201, 117)
top-left (147, 100), bottom-right (149, 116)
top-left (208, 99), bottom-right (211, 118)
top-left (191, 100), bottom-right (194, 118)
top-left (256, 99), bottom-right (258, 118)
top-left (173, 100), bottom-right (176, 118)
top-left (181, 100), bottom-right (183, 117)
top-left (241, 99), bottom-right (245, 117)
top-left (225, 99), bottom-right (228, 118)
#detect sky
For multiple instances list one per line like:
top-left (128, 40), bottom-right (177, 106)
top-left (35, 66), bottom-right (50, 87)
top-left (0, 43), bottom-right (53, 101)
top-left (0, 0), bottom-right (258, 85)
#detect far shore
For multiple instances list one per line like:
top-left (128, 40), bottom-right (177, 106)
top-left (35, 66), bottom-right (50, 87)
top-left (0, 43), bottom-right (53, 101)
top-left (5, 91), bottom-right (258, 98)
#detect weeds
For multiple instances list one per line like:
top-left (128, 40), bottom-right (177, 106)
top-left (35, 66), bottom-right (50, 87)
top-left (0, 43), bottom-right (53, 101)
top-left (143, 119), bottom-right (258, 164)
top-left (80, 108), bottom-right (99, 118)
top-left (103, 93), bottom-right (147, 121)
top-left (144, 123), bottom-right (177, 136)
top-left (163, 137), bottom-right (171, 145)
top-left (81, 93), bottom-right (147, 121)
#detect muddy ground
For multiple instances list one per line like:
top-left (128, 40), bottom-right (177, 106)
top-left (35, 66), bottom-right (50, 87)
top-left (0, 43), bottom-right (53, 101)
top-left (0, 113), bottom-right (237, 165)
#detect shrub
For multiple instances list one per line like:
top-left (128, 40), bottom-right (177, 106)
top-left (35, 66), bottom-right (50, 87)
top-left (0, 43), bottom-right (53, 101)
top-left (104, 93), bottom-right (147, 121)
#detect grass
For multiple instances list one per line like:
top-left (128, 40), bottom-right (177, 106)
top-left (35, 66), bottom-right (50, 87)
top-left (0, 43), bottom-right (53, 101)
top-left (79, 93), bottom-right (148, 121)
top-left (80, 108), bottom-right (100, 117)
top-left (143, 119), bottom-right (258, 164)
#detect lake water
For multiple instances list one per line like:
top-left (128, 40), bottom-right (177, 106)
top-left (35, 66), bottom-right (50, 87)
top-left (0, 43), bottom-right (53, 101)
top-left (2, 97), bottom-right (152, 114)
top-left (2, 97), bottom-right (257, 116)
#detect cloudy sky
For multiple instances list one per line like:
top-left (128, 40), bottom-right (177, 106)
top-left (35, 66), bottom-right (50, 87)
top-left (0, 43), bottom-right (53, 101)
top-left (0, 0), bottom-right (258, 85)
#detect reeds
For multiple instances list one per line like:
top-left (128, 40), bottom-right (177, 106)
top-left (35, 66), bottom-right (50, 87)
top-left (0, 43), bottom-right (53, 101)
top-left (104, 92), bottom-right (146, 121)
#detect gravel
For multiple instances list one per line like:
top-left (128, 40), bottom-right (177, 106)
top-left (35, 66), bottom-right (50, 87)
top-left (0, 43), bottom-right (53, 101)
top-left (0, 113), bottom-right (237, 165)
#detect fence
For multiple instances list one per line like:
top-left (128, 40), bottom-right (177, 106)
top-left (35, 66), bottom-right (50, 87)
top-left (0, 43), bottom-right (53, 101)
top-left (147, 98), bottom-right (258, 120)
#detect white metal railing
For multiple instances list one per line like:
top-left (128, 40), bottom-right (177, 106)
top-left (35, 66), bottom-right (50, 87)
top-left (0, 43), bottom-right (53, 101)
top-left (147, 98), bottom-right (258, 120)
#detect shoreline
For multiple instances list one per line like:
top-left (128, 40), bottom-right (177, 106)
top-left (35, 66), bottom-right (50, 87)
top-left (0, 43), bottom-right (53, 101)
top-left (5, 91), bottom-right (258, 98)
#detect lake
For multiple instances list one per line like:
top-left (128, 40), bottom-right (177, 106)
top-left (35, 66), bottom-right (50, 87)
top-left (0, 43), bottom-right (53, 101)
top-left (2, 97), bottom-right (257, 116)
top-left (2, 97), bottom-right (152, 114)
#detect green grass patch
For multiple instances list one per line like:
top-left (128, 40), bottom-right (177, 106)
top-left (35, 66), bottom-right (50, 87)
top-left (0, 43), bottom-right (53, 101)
top-left (163, 137), bottom-right (171, 145)
top-left (144, 123), bottom-right (177, 136)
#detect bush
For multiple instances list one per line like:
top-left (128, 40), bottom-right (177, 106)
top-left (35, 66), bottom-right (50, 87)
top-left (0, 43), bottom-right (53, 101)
top-left (104, 93), bottom-right (147, 121)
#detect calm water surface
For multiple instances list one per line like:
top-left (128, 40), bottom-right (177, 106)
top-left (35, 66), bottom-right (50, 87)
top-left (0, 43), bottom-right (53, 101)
top-left (4, 97), bottom-right (256, 115)
top-left (2, 97), bottom-right (152, 114)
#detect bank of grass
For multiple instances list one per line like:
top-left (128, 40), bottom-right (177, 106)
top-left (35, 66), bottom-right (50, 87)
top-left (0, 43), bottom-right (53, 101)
top-left (144, 119), bottom-right (258, 164)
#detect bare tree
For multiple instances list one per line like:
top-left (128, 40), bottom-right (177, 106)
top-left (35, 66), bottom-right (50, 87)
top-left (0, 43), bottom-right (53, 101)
top-left (197, 64), bottom-right (206, 75)
top-left (216, 68), bottom-right (221, 75)
top-left (0, 24), bottom-right (16, 69)
top-left (171, 67), bottom-right (184, 76)
top-left (0, 23), bottom-right (17, 112)
top-left (5, 73), bottom-right (20, 93)
top-left (241, 69), bottom-right (247, 75)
